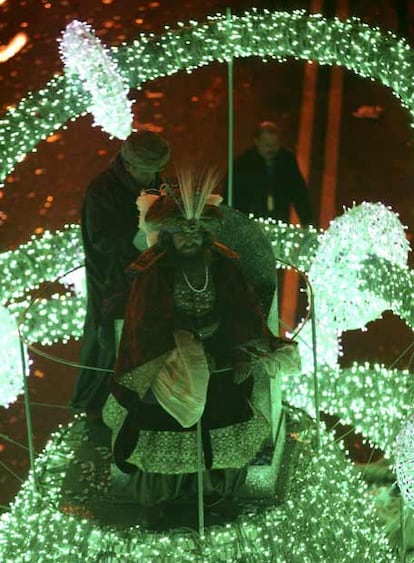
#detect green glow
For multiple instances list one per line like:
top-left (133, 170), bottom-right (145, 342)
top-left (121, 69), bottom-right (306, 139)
top-left (2, 11), bottom-right (414, 184)
top-left (0, 419), bottom-right (395, 561)
top-left (60, 20), bottom-right (133, 139)
top-left (0, 9), bottom-right (413, 559)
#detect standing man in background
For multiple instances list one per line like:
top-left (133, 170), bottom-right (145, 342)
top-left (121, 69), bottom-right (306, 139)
top-left (229, 121), bottom-right (313, 226)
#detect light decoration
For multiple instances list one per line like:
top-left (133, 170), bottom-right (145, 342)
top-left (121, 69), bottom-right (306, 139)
top-left (0, 225), bottom-right (83, 306)
top-left (1, 11), bottom-right (414, 184)
top-left (284, 362), bottom-right (412, 457)
top-left (294, 320), bottom-right (341, 376)
top-left (0, 33), bottom-right (29, 63)
top-left (0, 305), bottom-right (28, 407)
top-left (257, 217), bottom-right (320, 272)
top-left (360, 256), bottom-right (414, 330)
top-left (309, 202), bottom-right (409, 333)
top-left (59, 20), bottom-right (133, 139)
top-left (0, 418), bottom-right (395, 561)
top-left (395, 414), bottom-right (414, 509)
top-left (293, 203), bottom-right (409, 371)
top-left (9, 292), bottom-right (86, 346)
top-left (60, 266), bottom-right (86, 299)
top-left (0, 73), bottom-right (87, 188)
top-left (0, 8), bottom-right (413, 558)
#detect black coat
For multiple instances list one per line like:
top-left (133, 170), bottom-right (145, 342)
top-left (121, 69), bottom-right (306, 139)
top-left (70, 155), bottom-right (162, 413)
top-left (228, 146), bottom-right (313, 225)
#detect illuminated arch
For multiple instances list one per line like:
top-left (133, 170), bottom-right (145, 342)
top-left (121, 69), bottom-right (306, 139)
top-left (0, 11), bottom-right (413, 560)
top-left (1, 10), bottom-right (414, 184)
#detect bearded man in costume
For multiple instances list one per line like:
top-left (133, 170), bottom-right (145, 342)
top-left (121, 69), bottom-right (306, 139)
top-left (102, 170), bottom-right (299, 527)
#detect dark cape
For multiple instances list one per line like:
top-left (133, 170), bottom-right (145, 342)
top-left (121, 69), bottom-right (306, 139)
top-left (70, 155), bottom-right (162, 413)
top-left (115, 242), bottom-right (270, 380)
top-left (107, 242), bottom-right (282, 473)
top-left (216, 205), bottom-right (276, 316)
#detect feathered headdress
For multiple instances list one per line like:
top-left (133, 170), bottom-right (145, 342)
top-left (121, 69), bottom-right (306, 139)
top-left (137, 168), bottom-right (223, 246)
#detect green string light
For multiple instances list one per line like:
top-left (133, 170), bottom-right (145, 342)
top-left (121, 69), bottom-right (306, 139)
top-left (2, 11), bottom-right (414, 185)
top-left (0, 418), bottom-right (395, 561)
top-left (1, 9), bottom-right (413, 559)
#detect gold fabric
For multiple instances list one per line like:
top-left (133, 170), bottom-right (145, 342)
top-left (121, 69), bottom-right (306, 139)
top-left (118, 352), bottom-right (171, 399)
top-left (103, 394), bottom-right (270, 474)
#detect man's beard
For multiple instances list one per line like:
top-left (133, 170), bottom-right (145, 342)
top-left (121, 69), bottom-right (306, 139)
top-left (169, 242), bottom-right (211, 267)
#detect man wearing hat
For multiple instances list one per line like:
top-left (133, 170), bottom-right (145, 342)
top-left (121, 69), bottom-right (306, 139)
top-left (61, 163), bottom-right (298, 524)
top-left (101, 174), bottom-right (299, 527)
top-left (70, 130), bottom-right (170, 418)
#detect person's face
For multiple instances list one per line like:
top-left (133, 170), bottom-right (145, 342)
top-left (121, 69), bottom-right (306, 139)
top-left (172, 230), bottom-right (203, 256)
top-left (122, 156), bottom-right (157, 187)
top-left (254, 131), bottom-right (280, 160)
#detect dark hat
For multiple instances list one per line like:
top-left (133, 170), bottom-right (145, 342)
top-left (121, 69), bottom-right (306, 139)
top-left (120, 130), bottom-right (170, 172)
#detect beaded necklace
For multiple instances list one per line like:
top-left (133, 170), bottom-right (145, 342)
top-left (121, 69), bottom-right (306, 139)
top-left (181, 263), bottom-right (209, 293)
